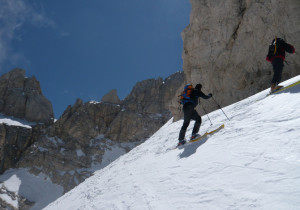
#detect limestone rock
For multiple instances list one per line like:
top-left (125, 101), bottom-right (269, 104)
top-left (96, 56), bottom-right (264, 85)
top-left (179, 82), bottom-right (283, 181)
top-left (172, 0), bottom-right (300, 119)
top-left (0, 69), bottom-right (54, 125)
top-left (101, 89), bottom-right (121, 104)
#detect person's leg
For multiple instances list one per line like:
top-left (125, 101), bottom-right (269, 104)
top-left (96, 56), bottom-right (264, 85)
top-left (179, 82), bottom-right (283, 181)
top-left (272, 58), bottom-right (284, 86)
top-left (178, 104), bottom-right (193, 140)
top-left (191, 110), bottom-right (202, 136)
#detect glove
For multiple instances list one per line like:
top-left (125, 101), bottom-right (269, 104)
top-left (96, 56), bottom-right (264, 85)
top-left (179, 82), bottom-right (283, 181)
top-left (208, 93), bottom-right (213, 97)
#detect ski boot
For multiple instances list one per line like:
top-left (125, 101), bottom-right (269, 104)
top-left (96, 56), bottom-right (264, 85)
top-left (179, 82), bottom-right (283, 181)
top-left (271, 83), bottom-right (283, 93)
top-left (190, 133), bottom-right (201, 141)
top-left (177, 139), bottom-right (186, 146)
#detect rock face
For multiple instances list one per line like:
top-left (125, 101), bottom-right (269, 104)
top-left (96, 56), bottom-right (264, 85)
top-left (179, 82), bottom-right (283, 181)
top-left (0, 69), bottom-right (54, 125)
top-left (0, 124), bottom-right (41, 173)
top-left (172, 0), bottom-right (300, 119)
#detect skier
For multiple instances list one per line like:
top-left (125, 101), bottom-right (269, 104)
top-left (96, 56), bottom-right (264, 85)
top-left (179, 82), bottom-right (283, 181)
top-left (266, 37), bottom-right (295, 92)
top-left (178, 84), bottom-right (212, 146)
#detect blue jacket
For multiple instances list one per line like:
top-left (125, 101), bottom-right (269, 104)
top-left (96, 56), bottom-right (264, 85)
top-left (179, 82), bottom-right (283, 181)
top-left (183, 89), bottom-right (212, 107)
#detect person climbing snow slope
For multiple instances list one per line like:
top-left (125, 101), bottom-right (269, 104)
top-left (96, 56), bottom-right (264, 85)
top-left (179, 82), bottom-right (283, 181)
top-left (266, 37), bottom-right (295, 92)
top-left (178, 84), bottom-right (212, 146)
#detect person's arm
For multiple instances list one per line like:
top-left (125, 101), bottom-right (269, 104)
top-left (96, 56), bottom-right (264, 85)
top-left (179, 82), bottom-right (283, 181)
top-left (284, 42), bottom-right (295, 54)
top-left (266, 45), bottom-right (273, 62)
top-left (198, 90), bottom-right (212, 99)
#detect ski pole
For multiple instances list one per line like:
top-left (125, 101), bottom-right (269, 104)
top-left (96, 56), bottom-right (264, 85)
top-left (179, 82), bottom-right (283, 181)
top-left (199, 99), bottom-right (213, 125)
top-left (211, 96), bottom-right (230, 121)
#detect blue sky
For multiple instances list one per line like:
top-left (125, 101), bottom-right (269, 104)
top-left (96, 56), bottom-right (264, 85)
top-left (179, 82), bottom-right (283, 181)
top-left (0, 0), bottom-right (191, 118)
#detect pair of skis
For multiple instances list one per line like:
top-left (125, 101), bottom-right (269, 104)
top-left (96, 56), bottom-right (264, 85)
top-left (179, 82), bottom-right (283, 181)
top-left (176, 124), bottom-right (224, 149)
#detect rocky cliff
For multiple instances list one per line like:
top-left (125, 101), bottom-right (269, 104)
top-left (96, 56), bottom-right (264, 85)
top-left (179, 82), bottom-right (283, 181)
top-left (0, 68), bottom-right (54, 175)
top-left (172, 0), bottom-right (300, 120)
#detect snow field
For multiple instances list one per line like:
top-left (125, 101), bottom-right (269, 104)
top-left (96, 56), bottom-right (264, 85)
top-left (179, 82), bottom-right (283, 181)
top-left (44, 76), bottom-right (300, 210)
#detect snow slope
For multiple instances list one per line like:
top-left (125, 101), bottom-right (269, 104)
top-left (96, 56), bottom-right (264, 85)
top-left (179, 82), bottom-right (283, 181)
top-left (44, 76), bottom-right (300, 210)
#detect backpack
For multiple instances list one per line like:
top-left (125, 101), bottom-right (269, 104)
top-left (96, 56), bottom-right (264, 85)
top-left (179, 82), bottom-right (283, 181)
top-left (267, 37), bottom-right (285, 59)
top-left (179, 84), bottom-right (194, 105)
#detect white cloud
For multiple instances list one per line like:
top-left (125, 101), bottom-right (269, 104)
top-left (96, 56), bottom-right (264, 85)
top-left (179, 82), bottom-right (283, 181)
top-left (0, 0), bottom-right (55, 71)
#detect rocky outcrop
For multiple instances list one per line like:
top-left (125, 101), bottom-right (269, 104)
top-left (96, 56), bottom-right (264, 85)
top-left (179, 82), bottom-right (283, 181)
top-left (101, 89), bottom-right (121, 104)
top-left (0, 69), bottom-right (54, 125)
top-left (172, 0), bottom-right (300, 119)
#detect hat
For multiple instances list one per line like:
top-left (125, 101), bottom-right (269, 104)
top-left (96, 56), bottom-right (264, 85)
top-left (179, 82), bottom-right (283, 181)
top-left (195, 84), bottom-right (202, 90)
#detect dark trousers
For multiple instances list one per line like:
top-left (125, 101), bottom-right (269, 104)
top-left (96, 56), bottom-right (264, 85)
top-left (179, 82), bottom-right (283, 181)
top-left (272, 58), bottom-right (284, 84)
top-left (178, 103), bottom-right (202, 140)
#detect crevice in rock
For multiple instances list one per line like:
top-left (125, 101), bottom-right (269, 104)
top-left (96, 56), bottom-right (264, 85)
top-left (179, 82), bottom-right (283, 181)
top-left (226, 0), bottom-right (247, 50)
top-left (232, 0), bottom-right (247, 40)
top-left (238, 0), bottom-right (247, 17)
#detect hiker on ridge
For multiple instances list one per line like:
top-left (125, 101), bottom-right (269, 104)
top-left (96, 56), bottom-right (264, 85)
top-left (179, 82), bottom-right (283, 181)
top-left (178, 84), bottom-right (212, 146)
top-left (266, 37), bottom-right (295, 92)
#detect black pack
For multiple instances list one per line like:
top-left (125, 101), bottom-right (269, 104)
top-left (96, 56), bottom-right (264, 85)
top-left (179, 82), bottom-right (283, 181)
top-left (267, 37), bottom-right (285, 59)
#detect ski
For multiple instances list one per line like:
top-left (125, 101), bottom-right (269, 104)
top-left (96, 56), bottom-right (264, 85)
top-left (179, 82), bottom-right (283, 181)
top-left (268, 80), bottom-right (300, 95)
top-left (270, 86), bottom-right (284, 94)
top-left (176, 124), bottom-right (224, 149)
top-left (189, 124), bottom-right (224, 143)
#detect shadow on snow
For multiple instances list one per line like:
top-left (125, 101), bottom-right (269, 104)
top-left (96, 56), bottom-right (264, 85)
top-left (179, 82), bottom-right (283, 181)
top-left (178, 136), bottom-right (209, 159)
top-left (275, 81), bottom-right (300, 94)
